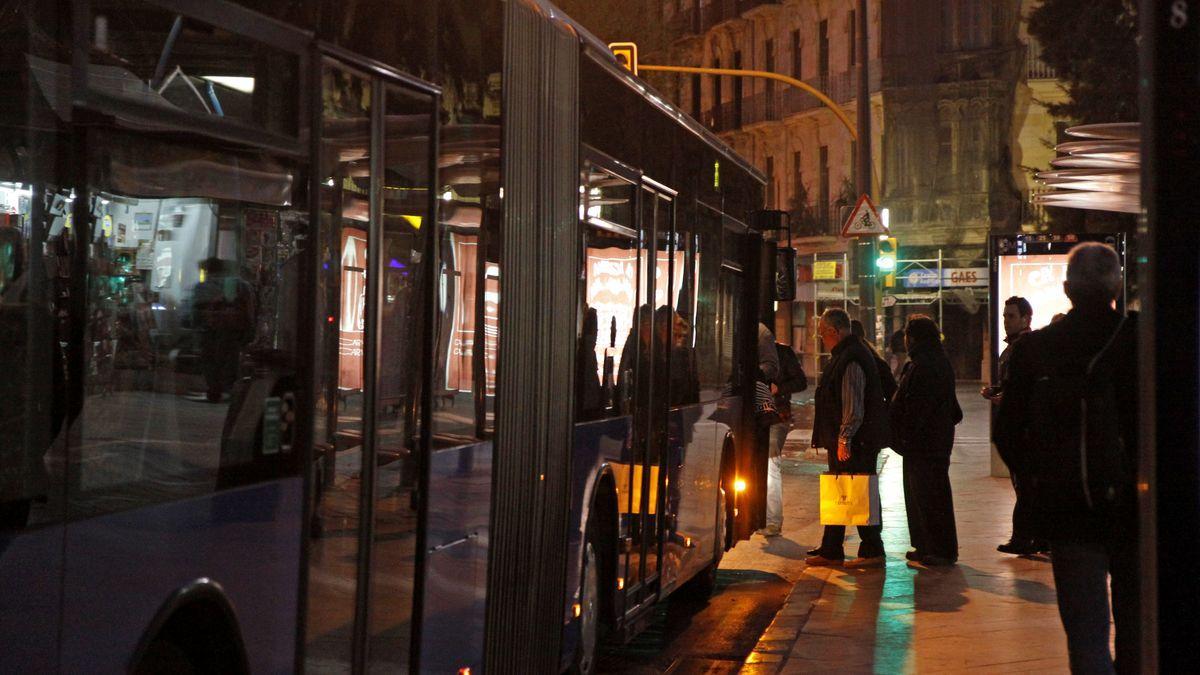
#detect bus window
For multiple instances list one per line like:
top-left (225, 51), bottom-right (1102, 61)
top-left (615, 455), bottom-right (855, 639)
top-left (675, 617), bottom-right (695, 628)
top-left (431, 124), bottom-right (502, 445)
top-left (85, 1), bottom-right (301, 140)
top-left (308, 61), bottom-right (372, 670)
top-left (366, 82), bottom-right (434, 672)
top-left (577, 166), bottom-right (637, 420)
top-left (694, 206), bottom-right (728, 400)
top-left (72, 128), bottom-right (304, 518)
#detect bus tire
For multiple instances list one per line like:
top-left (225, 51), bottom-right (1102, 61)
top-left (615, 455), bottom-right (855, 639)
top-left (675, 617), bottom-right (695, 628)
top-left (570, 534), bottom-right (601, 674)
top-left (133, 638), bottom-right (196, 675)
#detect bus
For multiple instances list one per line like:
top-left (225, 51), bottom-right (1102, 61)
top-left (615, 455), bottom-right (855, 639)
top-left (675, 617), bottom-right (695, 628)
top-left (0, 1), bottom-right (778, 672)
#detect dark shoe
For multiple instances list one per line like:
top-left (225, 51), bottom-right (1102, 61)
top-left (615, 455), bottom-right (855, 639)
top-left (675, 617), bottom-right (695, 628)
top-left (920, 554), bottom-right (957, 567)
top-left (805, 554), bottom-right (843, 567)
top-left (806, 547), bottom-right (822, 556)
top-left (905, 550), bottom-right (923, 561)
top-left (846, 555), bottom-right (886, 568)
top-left (997, 539), bottom-right (1038, 555)
top-left (1033, 540), bottom-right (1052, 554)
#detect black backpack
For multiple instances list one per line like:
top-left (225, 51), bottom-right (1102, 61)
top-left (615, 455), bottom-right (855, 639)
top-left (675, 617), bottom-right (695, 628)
top-left (774, 342), bottom-right (807, 394)
top-left (1026, 316), bottom-right (1134, 514)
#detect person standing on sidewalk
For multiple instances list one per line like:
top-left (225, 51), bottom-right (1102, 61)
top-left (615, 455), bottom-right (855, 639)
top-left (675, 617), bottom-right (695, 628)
top-left (851, 319), bottom-right (899, 404)
top-left (984, 295), bottom-right (1046, 555)
top-left (994, 242), bottom-right (1139, 674)
top-left (806, 308), bottom-right (890, 568)
top-left (891, 315), bottom-right (963, 567)
top-left (758, 340), bottom-right (808, 537)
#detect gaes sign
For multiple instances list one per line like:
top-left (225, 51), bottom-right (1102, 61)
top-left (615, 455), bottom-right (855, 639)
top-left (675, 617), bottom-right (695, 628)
top-left (901, 267), bottom-right (989, 288)
top-left (840, 194), bottom-right (888, 237)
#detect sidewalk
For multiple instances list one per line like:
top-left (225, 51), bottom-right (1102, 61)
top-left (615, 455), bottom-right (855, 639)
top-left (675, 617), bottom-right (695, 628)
top-left (728, 385), bottom-right (1069, 674)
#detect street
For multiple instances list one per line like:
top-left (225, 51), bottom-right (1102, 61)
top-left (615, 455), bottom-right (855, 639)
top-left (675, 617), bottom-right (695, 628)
top-left (602, 385), bottom-right (1071, 673)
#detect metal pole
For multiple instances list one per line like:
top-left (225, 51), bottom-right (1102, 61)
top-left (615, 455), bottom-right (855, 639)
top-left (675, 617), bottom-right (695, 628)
top-left (855, 0), bottom-right (875, 342)
top-left (937, 248), bottom-right (944, 328)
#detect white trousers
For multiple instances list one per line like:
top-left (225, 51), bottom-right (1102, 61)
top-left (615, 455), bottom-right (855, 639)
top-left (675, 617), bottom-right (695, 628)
top-left (766, 422), bottom-right (788, 528)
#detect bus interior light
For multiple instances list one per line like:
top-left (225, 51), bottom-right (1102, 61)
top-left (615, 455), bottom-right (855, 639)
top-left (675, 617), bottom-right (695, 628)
top-left (572, 603), bottom-right (581, 618)
top-left (617, 577), bottom-right (625, 590)
top-left (734, 478), bottom-right (747, 493)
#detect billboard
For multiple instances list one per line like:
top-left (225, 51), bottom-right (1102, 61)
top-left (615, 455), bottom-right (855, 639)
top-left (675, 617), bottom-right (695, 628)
top-left (995, 254), bottom-right (1071, 340)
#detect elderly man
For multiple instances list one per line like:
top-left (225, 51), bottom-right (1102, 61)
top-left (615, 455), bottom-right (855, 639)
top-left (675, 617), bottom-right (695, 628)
top-left (806, 308), bottom-right (890, 567)
top-left (995, 242), bottom-right (1138, 674)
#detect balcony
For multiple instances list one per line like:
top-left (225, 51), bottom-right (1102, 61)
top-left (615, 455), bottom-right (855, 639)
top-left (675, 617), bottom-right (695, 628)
top-left (1025, 41), bottom-right (1058, 80)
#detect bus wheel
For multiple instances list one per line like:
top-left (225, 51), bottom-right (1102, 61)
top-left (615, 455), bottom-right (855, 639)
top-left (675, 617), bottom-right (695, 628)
top-left (571, 537), bottom-right (600, 674)
top-left (134, 638), bottom-right (196, 675)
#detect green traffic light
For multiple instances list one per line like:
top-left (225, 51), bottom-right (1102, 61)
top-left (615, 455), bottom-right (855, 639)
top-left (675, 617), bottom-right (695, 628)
top-left (876, 256), bottom-right (896, 271)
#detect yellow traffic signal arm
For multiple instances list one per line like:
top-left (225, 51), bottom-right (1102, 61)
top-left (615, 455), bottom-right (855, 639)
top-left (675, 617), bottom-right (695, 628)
top-left (637, 64), bottom-right (858, 141)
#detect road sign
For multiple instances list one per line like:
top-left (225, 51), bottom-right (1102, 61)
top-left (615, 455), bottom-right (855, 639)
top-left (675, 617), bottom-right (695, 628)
top-left (608, 42), bottom-right (638, 75)
top-left (882, 295), bottom-right (898, 308)
top-left (840, 194), bottom-right (888, 237)
top-left (813, 260), bottom-right (840, 280)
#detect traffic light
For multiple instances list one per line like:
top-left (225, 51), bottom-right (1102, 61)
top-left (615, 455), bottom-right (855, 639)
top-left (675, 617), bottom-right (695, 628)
top-left (608, 42), bottom-right (638, 75)
top-left (876, 236), bottom-right (897, 287)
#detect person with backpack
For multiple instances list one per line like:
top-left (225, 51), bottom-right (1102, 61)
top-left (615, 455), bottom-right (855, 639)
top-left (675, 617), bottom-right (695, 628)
top-left (851, 319), bottom-right (898, 403)
top-left (757, 338), bottom-right (808, 537)
top-left (994, 242), bottom-right (1138, 674)
top-left (890, 315), bottom-right (963, 567)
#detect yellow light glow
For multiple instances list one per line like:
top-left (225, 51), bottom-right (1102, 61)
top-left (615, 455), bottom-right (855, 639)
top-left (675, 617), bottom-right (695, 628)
top-left (685, 537), bottom-right (692, 548)
top-left (617, 577), bottom-right (625, 590)
top-left (573, 603), bottom-right (581, 618)
top-left (458, 668), bottom-right (471, 675)
top-left (401, 215), bottom-right (422, 229)
top-left (734, 478), bottom-right (747, 493)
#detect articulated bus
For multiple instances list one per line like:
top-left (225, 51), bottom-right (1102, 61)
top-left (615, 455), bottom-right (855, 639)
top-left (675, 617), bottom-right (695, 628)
top-left (0, 1), bottom-right (779, 671)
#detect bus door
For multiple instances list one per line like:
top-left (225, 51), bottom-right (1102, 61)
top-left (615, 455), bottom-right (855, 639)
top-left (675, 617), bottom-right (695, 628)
top-left (625, 180), bottom-right (675, 605)
top-left (308, 54), bottom-right (440, 672)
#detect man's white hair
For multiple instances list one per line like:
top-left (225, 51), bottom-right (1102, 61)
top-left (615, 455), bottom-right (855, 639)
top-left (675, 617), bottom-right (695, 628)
top-left (1066, 242), bottom-right (1122, 302)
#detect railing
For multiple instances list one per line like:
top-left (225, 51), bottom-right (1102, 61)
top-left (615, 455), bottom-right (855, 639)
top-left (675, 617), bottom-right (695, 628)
top-left (1025, 41), bottom-right (1058, 80)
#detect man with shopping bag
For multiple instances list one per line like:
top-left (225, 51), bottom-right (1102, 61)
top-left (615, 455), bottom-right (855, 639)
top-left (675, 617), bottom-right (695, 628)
top-left (806, 308), bottom-right (890, 568)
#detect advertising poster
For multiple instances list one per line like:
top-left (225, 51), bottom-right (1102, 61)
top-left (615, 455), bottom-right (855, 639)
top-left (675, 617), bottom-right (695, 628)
top-left (995, 253), bottom-right (1071, 351)
top-left (338, 228), bottom-right (367, 391)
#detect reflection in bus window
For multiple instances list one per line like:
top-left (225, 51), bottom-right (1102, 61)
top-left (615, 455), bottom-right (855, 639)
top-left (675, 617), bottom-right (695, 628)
top-left (84, 1), bottom-right (300, 139)
top-left (577, 167), bottom-right (637, 420)
top-left (308, 61), bottom-right (371, 670)
top-left (72, 128), bottom-right (304, 519)
top-left (432, 124), bottom-right (502, 445)
top-left (367, 82), bottom-right (434, 673)
top-left (0, 180), bottom-right (68, 533)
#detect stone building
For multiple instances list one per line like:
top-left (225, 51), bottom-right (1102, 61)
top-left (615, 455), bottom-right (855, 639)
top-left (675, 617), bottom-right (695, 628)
top-left (560, 0), bottom-right (1072, 379)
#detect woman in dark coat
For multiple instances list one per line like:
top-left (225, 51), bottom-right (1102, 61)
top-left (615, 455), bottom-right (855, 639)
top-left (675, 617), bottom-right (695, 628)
top-left (891, 315), bottom-right (963, 566)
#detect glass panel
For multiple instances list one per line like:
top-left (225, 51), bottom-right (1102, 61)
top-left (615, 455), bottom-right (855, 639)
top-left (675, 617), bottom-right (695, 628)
top-left (71, 127), bottom-right (303, 518)
top-left (86, 1), bottom-right (300, 137)
top-left (307, 61), bottom-right (371, 671)
top-left (368, 84), bottom-right (434, 674)
top-left (694, 207), bottom-right (725, 400)
top-left (0, 185), bottom-right (67, 529)
top-left (578, 168), bottom-right (638, 421)
top-left (432, 125), bottom-right (503, 446)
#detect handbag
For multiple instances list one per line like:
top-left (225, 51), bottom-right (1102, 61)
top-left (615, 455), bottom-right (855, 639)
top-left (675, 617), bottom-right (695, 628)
top-left (819, 472), bottom-right (881, 526)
